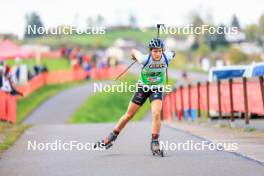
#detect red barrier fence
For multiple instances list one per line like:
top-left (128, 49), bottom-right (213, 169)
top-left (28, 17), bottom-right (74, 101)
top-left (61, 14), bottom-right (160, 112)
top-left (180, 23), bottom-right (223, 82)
top-left (162, 76), bottom-right (264, 124)
top-left (0, 65), bottom-right (125, 123)
top-left (0, 91), bottom-right (16, 123)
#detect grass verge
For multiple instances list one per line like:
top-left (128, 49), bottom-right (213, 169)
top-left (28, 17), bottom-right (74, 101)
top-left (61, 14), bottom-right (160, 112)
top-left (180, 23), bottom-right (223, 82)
top-left (0, 122), bottom-right (30, 154)
top-left (5, 57), bottom-right (70, 71)
top-left (69, 74), bottom-right (151, 123)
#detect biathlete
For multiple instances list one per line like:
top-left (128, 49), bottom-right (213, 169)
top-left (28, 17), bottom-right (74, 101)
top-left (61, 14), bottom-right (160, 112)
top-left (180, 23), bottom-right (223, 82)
top-left (94, 38), bottom-right (175, 156)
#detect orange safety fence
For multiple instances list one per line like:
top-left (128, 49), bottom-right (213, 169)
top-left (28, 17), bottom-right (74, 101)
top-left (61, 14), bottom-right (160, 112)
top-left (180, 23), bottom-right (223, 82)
top-left (0, 91), bottom-right (16, 123)
top-left (0, 65), bottom-right (126, 123)
top-left (162, 77), bottom-right (264, 124)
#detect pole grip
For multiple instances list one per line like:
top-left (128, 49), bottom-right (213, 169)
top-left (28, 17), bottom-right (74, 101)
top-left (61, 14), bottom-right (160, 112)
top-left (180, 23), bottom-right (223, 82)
top-left (156, 24), bottom-right (164, 38)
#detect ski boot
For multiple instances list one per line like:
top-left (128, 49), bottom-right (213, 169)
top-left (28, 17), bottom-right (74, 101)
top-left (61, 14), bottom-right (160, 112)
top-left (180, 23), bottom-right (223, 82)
top-left (151, 139), bottom-right (164, 157)
top-left (94, 132), bottom-right (118, 150)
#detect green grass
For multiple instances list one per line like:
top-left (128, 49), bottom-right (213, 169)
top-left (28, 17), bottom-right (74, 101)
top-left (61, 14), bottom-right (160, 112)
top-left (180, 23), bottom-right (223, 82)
top-left (69, 74), bottom-right (151, 123)
top-left (0, 122), bottom-right (30, 154)
top-left (5, 57), bottom-right (70, 71)
top-left (16, 81), bottom-right (87, 123)
top-left (244, 127), bottom-right (256, 132)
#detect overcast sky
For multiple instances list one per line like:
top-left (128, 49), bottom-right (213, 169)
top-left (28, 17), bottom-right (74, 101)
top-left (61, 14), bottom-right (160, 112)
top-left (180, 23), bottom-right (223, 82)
top-left (0, 0), bottom-right (264, 38)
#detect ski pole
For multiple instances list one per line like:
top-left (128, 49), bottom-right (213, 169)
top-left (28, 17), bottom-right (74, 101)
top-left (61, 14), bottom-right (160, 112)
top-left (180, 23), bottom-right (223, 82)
top-left (156, 24), bottom-right (164, 39)
top-left (114, 60), bottom-right (137, 81)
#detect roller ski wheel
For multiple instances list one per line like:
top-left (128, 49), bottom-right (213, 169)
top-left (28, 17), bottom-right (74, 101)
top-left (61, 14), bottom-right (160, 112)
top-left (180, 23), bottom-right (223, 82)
top-left (152, 149), bottom-right (164, 157)
top-left (93, 132), bottom-right (117, 150)
top-left (151, 139), bottom-right (164, 157)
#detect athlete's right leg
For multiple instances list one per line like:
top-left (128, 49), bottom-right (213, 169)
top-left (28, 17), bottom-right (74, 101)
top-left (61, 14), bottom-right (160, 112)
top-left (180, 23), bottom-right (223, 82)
top-left (114, 86), bottom-right (148, 132)
top-left (94, 86), bottom-right (148, 149)
top-left (114, 102), bottom-right (140, 131)
top-left (93, 102), bottom-right (141, 149)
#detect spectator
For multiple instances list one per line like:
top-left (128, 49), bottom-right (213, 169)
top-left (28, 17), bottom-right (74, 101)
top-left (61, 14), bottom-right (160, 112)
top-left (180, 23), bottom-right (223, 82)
top-left (65, 47), bottom-right (73, 58)
top-left (76, 52), bottom-right (83, 65)
top-left (0, 60), bottom-right (12, 81)
top-left (60, 45), bottom-right (66, 56)
top-left (0, 65), bottom-right (5, 90)
top-left (82, 54), bottom-right (91, 63)
top-left (11, 57), bottom-right (26, 85)
top-left (0, 65), bottom-right (12, 93)
top-left (71, 58), bottom-right (80, 71)
top-left (33, 64), bottom-right (42, 76)
top-left (82, 61), bottom-right (91, 80)
top-left (0, 63), bottom-right (23, 96)
top-left (182, 70), bottom-right (190, 84)
top-left (41, 65), bottom-right (49, 73)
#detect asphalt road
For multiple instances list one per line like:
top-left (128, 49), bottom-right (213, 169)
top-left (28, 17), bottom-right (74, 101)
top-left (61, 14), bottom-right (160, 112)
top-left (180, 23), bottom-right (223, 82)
top-left (0, 122), bottom-right (264, 176)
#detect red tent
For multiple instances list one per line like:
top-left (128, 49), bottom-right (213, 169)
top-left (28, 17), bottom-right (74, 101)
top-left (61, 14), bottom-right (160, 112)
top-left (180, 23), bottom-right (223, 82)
top-left (0, 40), bottom-right (29, 59)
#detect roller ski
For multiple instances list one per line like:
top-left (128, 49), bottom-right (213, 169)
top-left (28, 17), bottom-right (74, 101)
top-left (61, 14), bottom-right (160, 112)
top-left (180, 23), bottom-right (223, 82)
top-left (93, 132), bottom-right (118, 150)
top-left (151, 139), bottom-right (164, 157)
